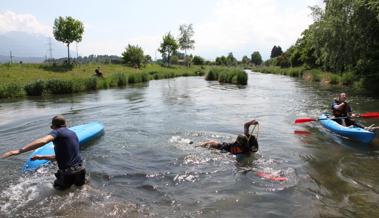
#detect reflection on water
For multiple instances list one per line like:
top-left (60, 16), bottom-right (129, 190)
top-left (1, 71), bottom-right (379, 217)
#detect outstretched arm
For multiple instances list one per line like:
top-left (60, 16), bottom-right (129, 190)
top-left (244, 119), bottom-right (258, 136)
top-left (1, 135), bottom-right (54, 159)
top-left (31, 155), bottom-right (56, 161)
top-left (199, 140), bottom-right (222, 149)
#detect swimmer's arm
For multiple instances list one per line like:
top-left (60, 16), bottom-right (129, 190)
top-left (31, 155), bottom-right (56, 161)
top-left (1, 135), bottom-right (54, 158)
top-left (244, 120), bottom-right (258, 136)
top-left (199, 140), bottom-right (221, 149)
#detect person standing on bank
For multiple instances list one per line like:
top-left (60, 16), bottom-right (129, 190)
top-left (1, 115), bottom-right (86, 190)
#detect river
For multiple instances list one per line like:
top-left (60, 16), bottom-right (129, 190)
top-left (1, 71), bottom-right (379, 218)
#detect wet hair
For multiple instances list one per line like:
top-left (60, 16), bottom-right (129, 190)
top-left (51, 115), bottom-right (66, 128)
top-left (236, 134), bottom-right (259, 152)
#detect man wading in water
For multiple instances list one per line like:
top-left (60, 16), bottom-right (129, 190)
top-left (1, 115), bottom-right (86, 190)
top-left (200, 119), bottom-right (259, 155)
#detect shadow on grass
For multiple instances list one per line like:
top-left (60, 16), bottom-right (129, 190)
top-left (39, 64), bottom-right (74, 72)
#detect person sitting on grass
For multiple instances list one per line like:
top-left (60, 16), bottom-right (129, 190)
top-left (332, 92), bottom-right (379, 132)
top-left (1, 115), bottom-right (86, 190)
top-left (200, 119), bottom-right (259, 155)
top-left (95, 67), bottom-right (104, 78)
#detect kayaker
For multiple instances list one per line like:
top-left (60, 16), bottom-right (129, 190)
top-left (332, 93), bottom-right (378, 132)
top-left (1, 115), bottom-right (86, 190)
top-left (200, 119), bottom-right (259, 155)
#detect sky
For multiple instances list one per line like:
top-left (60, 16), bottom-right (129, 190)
top-left (0, 0), bottom-right (323, 60)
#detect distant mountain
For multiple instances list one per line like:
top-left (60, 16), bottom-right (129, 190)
top-left (0, 31), bottom-right (74, 63)
top-left (0, 55), bottom-right (44, 63)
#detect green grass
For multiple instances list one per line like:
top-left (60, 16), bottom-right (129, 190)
top-left (0, 63), bottom-right (239, 99)
top-left (205, 67), bottom-right (248, 85)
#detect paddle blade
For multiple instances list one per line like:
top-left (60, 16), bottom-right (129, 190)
top-left (360, 112), bottom-right (379, 118)
top-left (294, 130), bottom-right (311, 135)
top-left (294, 118), bottom-right (317, 124)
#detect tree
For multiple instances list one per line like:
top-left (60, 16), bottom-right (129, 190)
top-left (158, 33), bottom-right (179, 66)
top-left (122, 44), bottom-right (145, 68)
top-left (241, 56), bottom-right (250, 65)
top-left (53, 16), bottom-right (84, 64)
top-left (178, 24), bottom-right (195, 66)
top-left (215, 56), bottom-right (227, 65)
top-left (144, 55), bottom-right (152, 64)
top-left (270, 46), bottom-right (283, 58)
top-left (226, 52), bottom-right (237, 66)
top-left (192, 55), bottom-right (205, 65)
top-left (250, 51), bottom-right (262, 65)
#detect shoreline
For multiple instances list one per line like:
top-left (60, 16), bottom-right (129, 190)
top-left (0, 63), bottom-right (247, 99)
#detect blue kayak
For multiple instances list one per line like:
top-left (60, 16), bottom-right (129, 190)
top-left (319, 114), bottom-right (376, 144)
top-left (23, 122), bottom-right (104, 172)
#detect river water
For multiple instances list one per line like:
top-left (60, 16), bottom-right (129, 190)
top-left (0, 71), bottom-right (379, 218)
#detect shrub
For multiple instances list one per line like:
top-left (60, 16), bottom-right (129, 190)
top-left (329, 74), bottom-right (340, 85)
top-left (84, 77), bottom-right (98, 90)
top-left (46, 79), bottom-right (74, 94)
top-left (111, 73), bottom-right (128, 87)
top-left (24, 80), bottom-right (45, 96)
top-left (341, 72), bottom-right (354, 85)
top-left (0, 83), bottom-right (24, 98)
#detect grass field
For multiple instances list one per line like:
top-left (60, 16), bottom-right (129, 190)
top-left (0, 63), bottom-right (247, 98)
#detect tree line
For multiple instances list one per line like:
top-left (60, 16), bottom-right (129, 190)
top-left (264, 0), bottom-right (379, 91)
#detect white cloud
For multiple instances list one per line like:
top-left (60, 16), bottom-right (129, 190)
top-left (193, 0), bottom-right (317, 59)
top-left (0, 11), bottom-right (51, 36)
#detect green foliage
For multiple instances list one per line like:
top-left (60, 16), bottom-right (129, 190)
top-left (286, 0), bottom-right (379, 92)
top-left (0, 63), bottom-right (208, 99)
top-left (341, 71), bottom-right (354, 85)
top-left (270, 46), bottom-right (283, 58)
top-left (192, 56), bottom-right (205, 65)
top-left (111, 73), bottom-right (128, 87)
top-left (276, 53), bottom-right (291, 68)
top-left (24, 80), bottom-right (45, 96)
top-left (46, 79), bottom-right (75, 94)
top-left (128, 72), bottom-right (149, 83)
top-left (170, 55), bottom-right (179, 65)
top-left (241, 56), bottom-right (250, 65)
top-left (122, 44), bottom-right (145, 68)
top-left (0, 83), bottom-right (24, 98)
top-left (215, 56), bottom-right (227, 65)
top-left (205, 67), bottom-right (247, 85)
top-left (53, 16), bottom-right (84, 63)
top-left (178, 24), bottom-right (195, 57)
top-left (329, 74), bottom-right (340, 85)
top-left (144, 55), bottom-right (152, 64)
top-left (250, 51), bottom-right (262, 65)
top-left (84, 77), bottom-right (98, 90)
top-left (158, 33), bottom-right (179, 66)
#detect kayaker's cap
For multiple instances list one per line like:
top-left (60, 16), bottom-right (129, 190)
top-left (51, 115), bottom-right (67, 128)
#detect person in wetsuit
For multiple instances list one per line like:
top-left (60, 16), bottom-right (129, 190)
top-left (200, 119), bottom-right (259, 155)
top-left (1, 115), bottom-right (86, 190)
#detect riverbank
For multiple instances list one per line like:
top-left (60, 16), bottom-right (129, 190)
top-left (0, 63), bottom-right (247, 98)
top-left (250, 66), bottom-right (365, 90)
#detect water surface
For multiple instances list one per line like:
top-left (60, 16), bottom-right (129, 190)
top-left (1, 71), bottom-right (379, 217)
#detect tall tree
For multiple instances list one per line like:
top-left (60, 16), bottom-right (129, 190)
top-left (270, 46), bottom-right (283, 58)
top-left (53, 16), bottom-right (84, 64)
top-left (178, 24), bottom-right (195, 66)
top-left (158, 33), bottom-right (179, 66)
top-left (241, 56), bottom-right (250, 65)
top-left (226, 52), bottom-right (237, 66)
top-left (122, 44), bottom-right (145, 68)
top-left (251, 51), bottom-right (263, 65)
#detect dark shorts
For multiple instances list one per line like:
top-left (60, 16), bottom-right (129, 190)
top-left (54, 167), bottom-right (86, 190)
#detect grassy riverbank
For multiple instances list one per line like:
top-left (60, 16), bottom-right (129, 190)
top-left (0, 63), bottom-right (247, 98)
top-left (250, 66), bottom-right (363, 89)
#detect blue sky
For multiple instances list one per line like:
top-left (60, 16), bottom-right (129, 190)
top-left (0, 0), bottom-right (322, 60)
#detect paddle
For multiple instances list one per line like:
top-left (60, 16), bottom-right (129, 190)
top-left (294, 112), bottom-right (379, 124)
